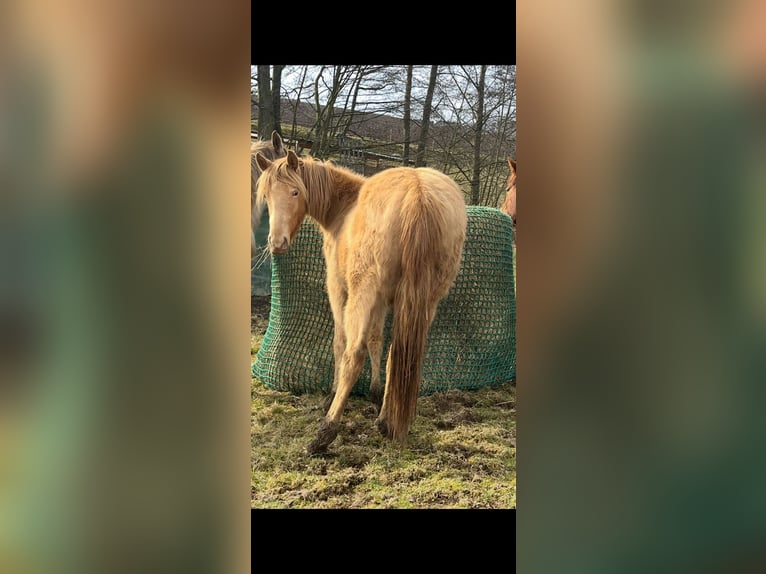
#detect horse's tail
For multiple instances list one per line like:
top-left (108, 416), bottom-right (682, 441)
top-left (386, 194), bottom-right (443, 442)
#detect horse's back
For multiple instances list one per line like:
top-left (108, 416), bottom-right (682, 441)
top-left (359, 166), bottom-right (466, 226)
top-left (363, 166), bottom-right (461, 194)
top-left (344, 166), bottom-right (467, 297)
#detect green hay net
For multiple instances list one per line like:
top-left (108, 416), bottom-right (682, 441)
top-left (252, 206), bottom-right (516, 396)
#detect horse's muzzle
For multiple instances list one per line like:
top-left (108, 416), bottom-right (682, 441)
top-left (268, 234), bottom-right (289, 254)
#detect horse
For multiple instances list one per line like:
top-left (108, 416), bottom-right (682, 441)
top-left (501, 157), bottom-right (516, 233)
top-left (251, 131), bottom-right (286, 258)
top-left (254, 149), bottom-right (467, 454)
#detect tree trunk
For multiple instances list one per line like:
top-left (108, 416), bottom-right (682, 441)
top-left (402, 65), bottom-right (413, 165)
top-left (289, 66), bottom-right (309, 143)
top-left (312, 66), bottom-right (351, 159)
top-left (312, 66), bottom-right (325, 151)
top-left (257, 65), bottom-right (275, 137)
top-left (336, 66), bottom-right (366, 141)
top-left (471, 65), bottom-right (487, 204)
top-left (317, 67), bottom-right (341, 158)
top-left (415, 65), bottom-right (438, 167)
top-left (271, 65), bottom-right (283, 136)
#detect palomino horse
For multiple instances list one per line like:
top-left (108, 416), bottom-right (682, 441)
top-left (251, 131), bottom-right (286, 258)
top-left (254, 150), bottom-right (467, 454)
top-left (501, 157), bottom-right (516, 233)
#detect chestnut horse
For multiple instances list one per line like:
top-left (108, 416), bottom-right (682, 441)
top-left (501, 157), bottom-right (516, 232)
top-left (255, 150), bottom-right (467, 454)
top-left (251, 131), bottom-right (286, 257)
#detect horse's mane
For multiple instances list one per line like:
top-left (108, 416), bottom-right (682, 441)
top-left (257, 155), bottom-right (366, 224)
top-left (251, 139), bottom-right (283, 196)
top-left (250, 138), bottom-right (282, 158)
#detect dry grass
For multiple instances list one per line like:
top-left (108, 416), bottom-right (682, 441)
top-left (250, 296), bottom-right (516, 509)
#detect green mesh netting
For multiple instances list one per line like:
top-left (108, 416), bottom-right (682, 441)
top-left (252, 206), bottom-right (516, 396)
top-left (251, 210), bottom-right (271, 296)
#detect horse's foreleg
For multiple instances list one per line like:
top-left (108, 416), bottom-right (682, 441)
top-left (308, 286), bottom-right (376, 455)
top-left (321, 319), bottom-right (346, 414)
top-left (323, 274), bottom-right (347, 414)
top-left (367, 302), bottom-right (386, 412)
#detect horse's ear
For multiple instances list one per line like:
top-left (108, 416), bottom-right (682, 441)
top-left (287, 149), bottom-right (300, 170)
top-left (271, 130), bottom-right (283, 154)
top-left (508, 158), bottom-right (516, 174)
top-left (255, 152), bottom-right (272, 173)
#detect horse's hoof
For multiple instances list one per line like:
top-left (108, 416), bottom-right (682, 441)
top-left (369, 385), bottom-right (384, 412)
top-left (307, 420), bottom-right (339, 455)
top-left (306, 439), bottom-right (327, 456)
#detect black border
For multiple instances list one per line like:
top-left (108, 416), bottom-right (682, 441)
top-left (250, 12), bottom-right (516, 65)
top-left (250, 9), bottom-right (518, 571)
top-left (252, 508), bottom-right (516, 561)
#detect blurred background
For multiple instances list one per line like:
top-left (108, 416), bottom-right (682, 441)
top-left (518, 0), bottom-right (766, 572)
top-left (0, 1), bottom-right (250, 573)
top-left (2, 0), bottom-right (766, 570)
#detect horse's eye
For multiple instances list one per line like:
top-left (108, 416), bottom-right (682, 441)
top-left (291, 190), bottom-right (299, 197)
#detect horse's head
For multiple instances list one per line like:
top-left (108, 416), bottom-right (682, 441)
top-left (254, 149), bottom-right (307, 255)
top-left (251, 131), bottom-right (286, 256)
top-left (503, 157), bottom-right (517, 227)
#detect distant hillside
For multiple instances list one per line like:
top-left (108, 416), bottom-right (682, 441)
top-left (253, 97), bottom-right (515, 154)
top-left (253, 97), bottom-right (425, 144)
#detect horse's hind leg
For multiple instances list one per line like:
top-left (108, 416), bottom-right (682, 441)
top-left (308, 284), bottom-right (379, 455)
top-left (367, 301), bottom-right (386, 412)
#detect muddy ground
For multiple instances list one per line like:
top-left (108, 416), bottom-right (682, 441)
top-left (251, 295), bottom-right (516, 508)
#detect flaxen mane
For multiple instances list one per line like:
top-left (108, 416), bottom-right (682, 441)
top-left (256, 156), bottom-right (363, 227)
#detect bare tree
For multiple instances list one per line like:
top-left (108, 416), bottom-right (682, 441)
top-left (252, 66), bottom-right (286, 137)
top-left (257, 65), bottom-right (275, 136)
top-left (334, 66), bottom-right (379, 141)
top-left (311, 66), bottom-right (359, 158)
top-left (271, 66), bottom-right (283, 136)
top-left (285, 65), bottom-right (310, 144)
top-left (402, 65), bottom-right (413, 165)
top-left (427, 66), bottom-right (481, 191)
top-left (471, 65), bottom-right (487, 204)
top-left (422, 65), bottom-right (516, 206)
top-left (415, 65), bottom-right (439, 167)
top-left (263, 65), bottom-right (516, 203)
top-left (482, 65), bottom-right (516, 206)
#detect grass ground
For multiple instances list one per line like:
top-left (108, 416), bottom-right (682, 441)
top-left (250, 296), bottom-right (516, 509)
